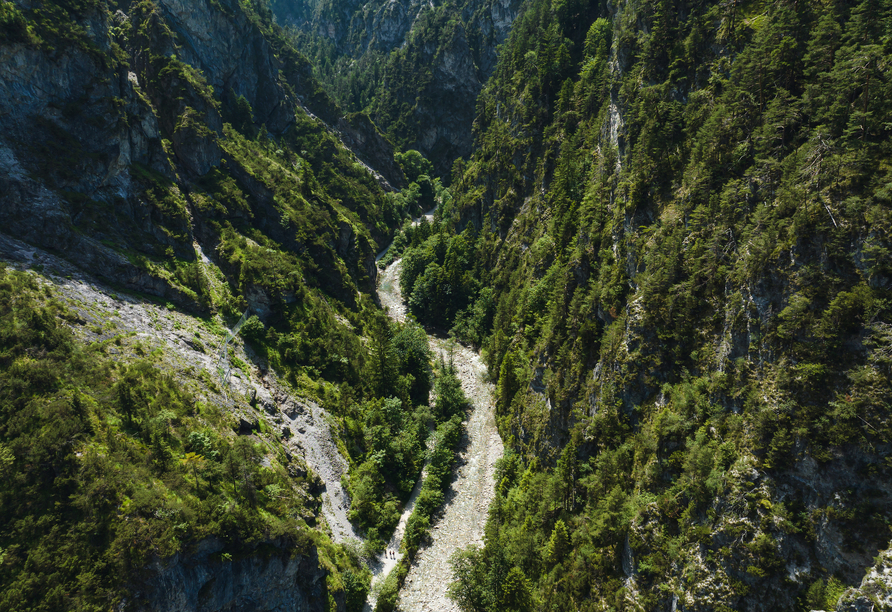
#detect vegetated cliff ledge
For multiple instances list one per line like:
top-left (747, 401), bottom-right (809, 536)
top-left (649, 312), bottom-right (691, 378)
top-left (125, 538), bottom-right (329, 612)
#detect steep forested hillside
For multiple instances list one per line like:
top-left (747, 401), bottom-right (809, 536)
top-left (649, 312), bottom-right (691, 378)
top-left (0, 0), bottom-right (461, 609)
top-left (271, 0), bottom-right (522, 175)
top-left (392, 0), bottom-right (892, 609)
top-left (4, 0), bottom-right (892, 608)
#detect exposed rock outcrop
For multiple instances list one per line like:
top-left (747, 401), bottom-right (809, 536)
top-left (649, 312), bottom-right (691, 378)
top-left (836, 546), bottom-right (892, 612)
top-left (0, 32), bottom-right (195, 304)
top-left (126, 538), bottom-right (330, 612)
top-left (141, 0), bottom-right (296, 136)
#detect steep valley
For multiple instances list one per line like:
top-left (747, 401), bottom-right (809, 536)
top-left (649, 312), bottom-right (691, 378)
top-left (2, 0), bottom-right (892, 610)
top-left (272, 0), bottom-right (523, 175)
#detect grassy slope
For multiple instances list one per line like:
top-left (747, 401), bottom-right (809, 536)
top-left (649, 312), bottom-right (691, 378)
top-left (0, 263), bottom-right (374, 611)
top-left (0, 0), bottom-right (444, 609)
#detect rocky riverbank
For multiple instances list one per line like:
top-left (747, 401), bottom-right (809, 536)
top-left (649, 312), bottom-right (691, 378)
top-left (375, 258), bottom-right (503, 612)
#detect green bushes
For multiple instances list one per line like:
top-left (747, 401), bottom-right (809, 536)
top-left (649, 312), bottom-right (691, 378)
top-left (373, 360), bottom-right (467, 612)
top-left (451, 287), bottom-right (495, 347)
top-left (431, 357), bottom-right (467, 420)
top-left (223, 89), bottom-right (256, 137)
top-left (344, 327), bottom-right (469, 554)
top-left (0, 1), bottom-right (29, 43)
top-left (373, 561), bottom-right (408, 612)
top-left (391, 323), bottom-right (433, 406)
top-left (402, 413), bottom-right (463, 557)
top-left (0, 267), bottom-right (334, 610)
top-left (804, 577), bottom-right (847, 611)
top-left (400, 231), bottom-right (478, 328)
top-left (239, 314), bottom-right (264, 340)
top-left (395, 150), bottom-right (434, 183)
top-left (343, 569), bottom-right (371, 612)
top-left (330, 317), bottom-right (435, 548)
top-left (375, 378), bottom-right (467, 612)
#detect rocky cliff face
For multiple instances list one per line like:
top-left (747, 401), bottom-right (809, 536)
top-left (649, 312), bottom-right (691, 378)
top-left (0, 8), bottom-right (191, 304)
top-left (145, 0), bottom-right (294, 135)
top-left (274, 0), bottom-right (418, 56)
top-left (126, 539), bottom-right (329, 612)
top-left (0, 0), bottom-right (401, 311)
top-left (374, 12), bottom-right (486, 175)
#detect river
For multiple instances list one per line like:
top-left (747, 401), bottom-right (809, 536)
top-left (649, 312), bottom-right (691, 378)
top-left (369, 257), bottom-right (503, 611)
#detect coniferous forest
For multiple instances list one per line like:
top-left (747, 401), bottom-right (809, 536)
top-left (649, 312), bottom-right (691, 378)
top-left (1, 0), bottom-right (892, 610)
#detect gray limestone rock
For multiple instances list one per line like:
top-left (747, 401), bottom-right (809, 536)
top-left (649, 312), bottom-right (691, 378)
top-left (125, 538), bottom-right (331, 612)
top-left (836, 546), bottom-right (892, 612)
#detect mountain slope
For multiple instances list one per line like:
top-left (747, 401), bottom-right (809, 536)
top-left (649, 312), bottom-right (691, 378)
top-left (0, 0), bottom-right (456, 609)
top-left (273, 0), bottom-right (523, 175)
top-left (395, 0), bottom-right (892, 608)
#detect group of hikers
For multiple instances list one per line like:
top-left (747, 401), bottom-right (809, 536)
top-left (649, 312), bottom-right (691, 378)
top-left (383, 549), bottom-right (398, 560)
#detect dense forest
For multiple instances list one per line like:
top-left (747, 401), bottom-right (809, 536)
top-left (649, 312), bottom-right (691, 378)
top-left (389, 0), bottom-right (892, 609)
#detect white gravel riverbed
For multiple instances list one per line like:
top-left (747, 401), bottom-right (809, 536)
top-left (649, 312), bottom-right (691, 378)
top-left (376, 258), bottom-right (503, 612)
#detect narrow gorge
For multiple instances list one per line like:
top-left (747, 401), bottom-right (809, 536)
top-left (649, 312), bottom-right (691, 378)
top-left (2, 0), bottom-right (892, 609)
